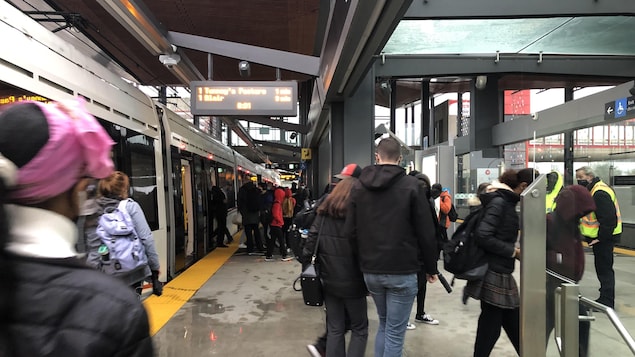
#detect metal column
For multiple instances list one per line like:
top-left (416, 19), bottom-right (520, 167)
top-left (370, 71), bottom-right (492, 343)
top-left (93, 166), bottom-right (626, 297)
top-left (520, 173), bottom-right (547, 356)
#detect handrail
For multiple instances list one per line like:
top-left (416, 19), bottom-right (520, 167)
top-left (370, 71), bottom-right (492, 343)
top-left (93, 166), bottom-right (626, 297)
top-left (579, 297), bottom-right (635, 355)
top-left (548, 270), bottom-right (635, 356)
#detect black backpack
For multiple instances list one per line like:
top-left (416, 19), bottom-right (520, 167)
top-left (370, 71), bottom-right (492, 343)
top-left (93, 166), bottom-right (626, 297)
top-left (440, 196), bottom-right (459, 223)
top-left (443, 208), bottom-right (488, 280)
top-left (288, 199), bottom-right (320, 258)
top-left (447, 203), bottom-right (459, 222)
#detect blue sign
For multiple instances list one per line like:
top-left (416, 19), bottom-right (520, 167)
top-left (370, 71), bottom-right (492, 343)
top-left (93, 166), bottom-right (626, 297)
top-left (615, 98), bottom-right (627, 118)
top-left (605, 96), bottom-right (635, 121)
top-left (300, 162), bottom-right (307, 170)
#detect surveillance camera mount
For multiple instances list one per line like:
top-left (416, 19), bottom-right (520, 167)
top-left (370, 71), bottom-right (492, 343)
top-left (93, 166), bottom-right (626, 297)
top-left (159, 53), bottom-right (181, 68)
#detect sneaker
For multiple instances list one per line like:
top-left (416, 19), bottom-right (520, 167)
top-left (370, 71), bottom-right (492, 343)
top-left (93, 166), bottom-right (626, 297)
top-left (406, 322), bottom-right (416, 330)
top-left (264, 256), bottom-right (275, 262)
top-left (238, 243), bottom-right (247, 249)
top-left (306, 344), bottom-right (325, 357)
top-left (415, 314), bottom-right (439, 325)
top-left (281, 256), bottom-right (294, 262)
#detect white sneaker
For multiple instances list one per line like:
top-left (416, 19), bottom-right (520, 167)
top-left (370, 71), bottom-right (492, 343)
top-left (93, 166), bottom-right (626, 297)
top-left (414, 314), bottom-right (439, 325)
top-left (238, 243), bottom-right (247, 249)
top-left (406, 322), bottom-right (416, 330)
top-left (306, 344), bottom-right (324, 357)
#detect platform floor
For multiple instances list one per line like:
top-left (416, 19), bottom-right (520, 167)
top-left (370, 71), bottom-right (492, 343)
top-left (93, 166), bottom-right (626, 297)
top-left (148, 237), bottom-right (635, 357)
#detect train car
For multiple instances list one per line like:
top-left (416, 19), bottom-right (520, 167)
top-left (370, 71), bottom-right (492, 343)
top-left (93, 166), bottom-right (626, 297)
top-left (0, 2), bottom-right (275, 280)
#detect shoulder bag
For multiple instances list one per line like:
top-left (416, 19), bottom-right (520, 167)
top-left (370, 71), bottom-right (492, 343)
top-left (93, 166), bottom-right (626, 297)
top-left (299, 217), bottom-right (324, 306)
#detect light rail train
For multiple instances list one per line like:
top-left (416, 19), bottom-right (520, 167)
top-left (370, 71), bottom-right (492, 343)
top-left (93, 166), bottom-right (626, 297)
top-left (0, 3), bottom-right (278, 280)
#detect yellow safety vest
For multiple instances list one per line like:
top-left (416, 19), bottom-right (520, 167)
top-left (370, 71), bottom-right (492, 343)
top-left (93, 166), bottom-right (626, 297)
top-left (579, 181), bottom-right (622, 238)
top-left (545, 171), bottom-right (563, 213)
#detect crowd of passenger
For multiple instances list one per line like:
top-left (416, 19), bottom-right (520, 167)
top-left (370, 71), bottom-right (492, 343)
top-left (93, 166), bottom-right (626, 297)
top-left (0, 99), bottom-right (620, 357)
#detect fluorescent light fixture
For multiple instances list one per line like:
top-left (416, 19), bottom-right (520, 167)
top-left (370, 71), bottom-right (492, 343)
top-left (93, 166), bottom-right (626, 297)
top-left (97, 0), bottom-right (171, 55)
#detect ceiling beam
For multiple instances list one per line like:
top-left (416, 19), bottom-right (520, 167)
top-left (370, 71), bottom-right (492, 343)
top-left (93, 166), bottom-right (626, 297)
top-left (404, 0), bottom-right (635, 19)
top-left (340, 0), bottom-right (414, 97)
top-left (96, 0), bottom-right (203, 83)
top-left (307, 0), bottom-right (413, 146)
top-left (167, 31), bottom-right (320, 76)
top-left (237, 117), bottom-right (309, 134)
top-left (375, 54), bottom-right (635, 79)
top-left (253, 140), bottom-right (302, 153)
top-left (491, 80), bottom-right (635, 145)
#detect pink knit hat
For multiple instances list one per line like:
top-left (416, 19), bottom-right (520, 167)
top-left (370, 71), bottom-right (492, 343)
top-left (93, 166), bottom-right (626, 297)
top-left (2, 98), bottom-right (114, 204)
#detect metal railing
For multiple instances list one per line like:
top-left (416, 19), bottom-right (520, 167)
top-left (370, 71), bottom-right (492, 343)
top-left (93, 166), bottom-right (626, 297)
top-left (552, 273), bottom-right (635, 356)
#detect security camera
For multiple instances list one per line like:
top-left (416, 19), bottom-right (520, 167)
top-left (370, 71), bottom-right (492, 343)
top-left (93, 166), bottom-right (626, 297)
top-left (531, 112), bottom-right (538, 121)
top-left (239, 61), bottom-right (251, 77)
top-left (159, 54), bottom-right (181, 69)
top-left (475, 75), bottom-right (487, 90)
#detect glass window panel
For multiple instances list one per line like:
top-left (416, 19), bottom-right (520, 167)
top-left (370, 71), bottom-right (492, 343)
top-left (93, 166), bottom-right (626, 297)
top-left (383, 17), bottom-right (635, 56)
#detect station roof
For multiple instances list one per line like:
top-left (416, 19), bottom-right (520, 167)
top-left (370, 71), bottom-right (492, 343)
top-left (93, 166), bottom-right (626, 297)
top-left (8, 0), bottom-right (635, 163)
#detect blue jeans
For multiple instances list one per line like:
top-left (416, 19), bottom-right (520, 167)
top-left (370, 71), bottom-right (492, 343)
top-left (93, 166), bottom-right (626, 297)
top-left (364, 273), bottom-right (418, 357)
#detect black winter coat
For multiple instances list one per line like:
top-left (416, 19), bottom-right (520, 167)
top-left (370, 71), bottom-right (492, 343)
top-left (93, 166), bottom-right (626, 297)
top-left (475, 189), bottom-right (519, 274)
top-left (344, 164), bottom-right (438, 275)
top-left (302, 214), bottom-right (367, 299)
top-left (5, 255), bottom-right (153, 357)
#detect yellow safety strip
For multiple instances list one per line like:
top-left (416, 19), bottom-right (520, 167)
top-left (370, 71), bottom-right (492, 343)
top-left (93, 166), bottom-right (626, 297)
top-left (143, 231), bottom-right (241, 335)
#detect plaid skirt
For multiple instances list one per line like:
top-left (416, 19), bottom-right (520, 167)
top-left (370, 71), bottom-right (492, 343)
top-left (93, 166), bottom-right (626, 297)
top-left (464, 270), bottom-right (519, 309)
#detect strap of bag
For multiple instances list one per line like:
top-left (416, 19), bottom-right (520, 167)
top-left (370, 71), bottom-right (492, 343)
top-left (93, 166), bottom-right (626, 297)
top-left (310, 215), bottom-right (325, 266)
top-left (117, 198), bottom-right (139, 238)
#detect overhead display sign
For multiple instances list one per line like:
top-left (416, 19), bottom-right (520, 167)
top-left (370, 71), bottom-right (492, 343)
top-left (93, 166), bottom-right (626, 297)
top-left (191, 81), bottom-right (297, 116)
top-left (604, 96), bottom-right (635, 121)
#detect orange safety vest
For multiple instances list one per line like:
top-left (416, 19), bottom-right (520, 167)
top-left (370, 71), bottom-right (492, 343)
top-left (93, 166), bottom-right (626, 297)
top-left (579, 181), bottom-right (622, 238)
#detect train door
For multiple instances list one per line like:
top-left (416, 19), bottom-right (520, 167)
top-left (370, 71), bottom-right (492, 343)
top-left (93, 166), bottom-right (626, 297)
top-left (205, 161), bottom-right (217, 254)
top-left (170, 147), bottom-right (189, 274)
top-left (181, 160), bottom-right (195, 265)
top-left (192, 157), bottom-right (207, 258)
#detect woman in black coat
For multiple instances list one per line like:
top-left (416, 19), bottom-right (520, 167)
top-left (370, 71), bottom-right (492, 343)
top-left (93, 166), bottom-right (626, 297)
top-left (302, 176), bottom-right (368, 357)
top-left (466, 168), bottom-right (537, 357)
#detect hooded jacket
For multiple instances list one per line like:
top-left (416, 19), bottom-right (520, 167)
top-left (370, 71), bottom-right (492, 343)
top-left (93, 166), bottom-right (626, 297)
top-left (271, 187), bottom-right (285, 228)
top-left (547, 185), bottom-right (596, 281)
top-left (475, 188), bottom-right (520, 274)
top-left (344, 165), bottom-right (438, 275)
top-left (437, 190), bottom-right (452, 228)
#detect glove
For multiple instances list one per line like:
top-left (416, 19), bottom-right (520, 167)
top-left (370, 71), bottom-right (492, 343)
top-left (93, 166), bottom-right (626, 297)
top-left (151, 270), bottom-right (163, 296)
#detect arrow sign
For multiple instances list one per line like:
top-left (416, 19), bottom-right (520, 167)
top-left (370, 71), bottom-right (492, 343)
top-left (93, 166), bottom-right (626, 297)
top-left (605, 96), bottom-right (635, 121)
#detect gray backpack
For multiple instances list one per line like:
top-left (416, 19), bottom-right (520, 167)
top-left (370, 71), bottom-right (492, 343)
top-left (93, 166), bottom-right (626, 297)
top-left (96, 199), bottom-right (148, 276)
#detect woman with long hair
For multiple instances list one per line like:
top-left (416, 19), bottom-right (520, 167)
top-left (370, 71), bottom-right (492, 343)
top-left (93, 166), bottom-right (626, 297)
top-left (302, 176), bottom-right (368, 357)
top-left (91, 170), bottom-right (161, 296)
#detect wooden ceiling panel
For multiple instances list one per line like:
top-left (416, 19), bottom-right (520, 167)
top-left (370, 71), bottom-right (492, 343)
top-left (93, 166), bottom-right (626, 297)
top-left (45, 0), bottom-right (319, 86)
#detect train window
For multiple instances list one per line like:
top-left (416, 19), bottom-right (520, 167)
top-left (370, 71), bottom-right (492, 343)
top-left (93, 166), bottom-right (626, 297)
top-left (128, 143), bottom-right (159, 231)
top-left (98, 119), bottom-right (159, 230)
top-left (217, 163), bottom-right (236, 209)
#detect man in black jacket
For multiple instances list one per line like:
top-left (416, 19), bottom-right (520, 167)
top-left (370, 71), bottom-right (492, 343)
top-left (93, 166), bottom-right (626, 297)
top-left (344, 137), bottom-right (439, 357)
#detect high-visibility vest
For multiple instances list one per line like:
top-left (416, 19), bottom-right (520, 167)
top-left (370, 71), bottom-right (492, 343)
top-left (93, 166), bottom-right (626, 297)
top-left (579, 181), bottom-right (622, 238)
top-left (545, 171), bottom-right (563, 213)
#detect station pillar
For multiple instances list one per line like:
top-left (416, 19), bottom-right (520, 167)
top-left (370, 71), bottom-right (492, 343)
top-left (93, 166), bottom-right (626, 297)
top-left (331, 68), bottom-right (376, 174)
top-left (470, 76), bottom-right (502, 158)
